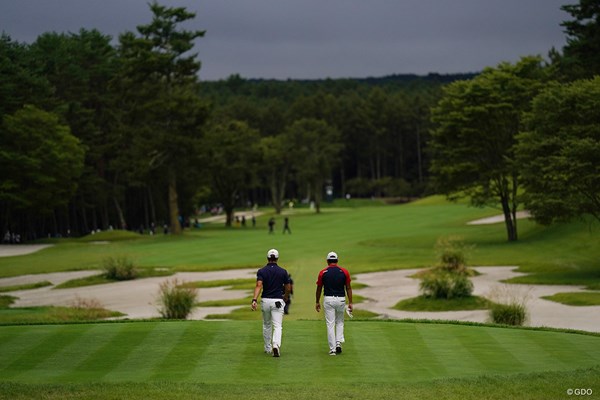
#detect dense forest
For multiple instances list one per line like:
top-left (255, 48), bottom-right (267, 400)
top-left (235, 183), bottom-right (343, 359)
top-left (1, 0), bottom-right (598, 242)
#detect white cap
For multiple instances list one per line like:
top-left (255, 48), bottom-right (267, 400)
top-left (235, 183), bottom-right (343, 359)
top-left (327, 251), bottom-right (338, 261)
top-left (267, 248), bottom-right (279, 259)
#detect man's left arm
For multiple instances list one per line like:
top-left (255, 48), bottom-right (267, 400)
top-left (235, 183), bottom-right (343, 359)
top-left (346, 283), bottom-right (353, 312)
top-left (344, 268), bottom-right (353, 312)
top-left (283, 283), bottom-right (291, 302)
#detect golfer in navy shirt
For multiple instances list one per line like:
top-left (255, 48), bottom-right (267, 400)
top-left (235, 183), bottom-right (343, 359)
top-left (315, 251), bottom-right (353, 355)
top-left (251, 249), bottom-right (291, 357)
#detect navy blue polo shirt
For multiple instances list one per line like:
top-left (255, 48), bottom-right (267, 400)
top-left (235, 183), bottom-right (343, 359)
top-left (316, 264), bottom-right (351, 297)
top-left (257, 263), bottom-right (291, 299)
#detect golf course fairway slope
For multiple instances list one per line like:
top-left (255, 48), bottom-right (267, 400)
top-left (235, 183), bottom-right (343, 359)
top-left (0, 320), bottom-right (598, 385)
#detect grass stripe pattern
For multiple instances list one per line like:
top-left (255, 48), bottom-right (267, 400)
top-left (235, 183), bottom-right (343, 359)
top-left (1, 320), bottom-right (599, 385)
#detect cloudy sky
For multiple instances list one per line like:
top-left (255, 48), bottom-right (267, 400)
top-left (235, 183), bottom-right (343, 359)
top-left (1, 0), bottom-right (570, 81)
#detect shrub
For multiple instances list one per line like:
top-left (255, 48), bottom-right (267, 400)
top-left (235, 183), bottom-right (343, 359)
top-left (420, 271), bottom-right (473, 299)
top-left (487, 284), bottom-right (530, 326)
top-left (103, 256), bottom-right (137, 280)
top-left (435, 236), bottom-right (473, 274)
top-left (490, 303), bottom-right (527, 326)
top-left (48, 296), bottom-right (121, 321)
top-left (157, 279), bottom-right (198, 319)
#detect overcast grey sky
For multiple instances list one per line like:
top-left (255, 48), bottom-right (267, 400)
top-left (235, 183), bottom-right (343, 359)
top-left (0, 0), bottom-right (571, 81)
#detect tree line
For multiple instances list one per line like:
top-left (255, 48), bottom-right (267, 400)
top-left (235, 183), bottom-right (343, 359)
top-left (1, 0), bottom-right (598, 242)
top-left (430, 0), bottom-right (600, 241)
top-left (0, 2), bottom-right (460, 239)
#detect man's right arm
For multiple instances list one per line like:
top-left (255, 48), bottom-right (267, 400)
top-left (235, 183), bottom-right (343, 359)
top-left (315, 285), bottom-right (323, 312)
top-left (251, 280), bottom-right (263, 311)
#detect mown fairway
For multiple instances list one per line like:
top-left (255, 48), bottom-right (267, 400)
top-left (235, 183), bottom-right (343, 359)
top-left (0, 321), bottom-right (599, 384)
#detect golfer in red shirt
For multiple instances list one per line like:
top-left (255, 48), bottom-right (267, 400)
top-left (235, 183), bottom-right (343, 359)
top-left (315, 251), bottom-right (353, 356)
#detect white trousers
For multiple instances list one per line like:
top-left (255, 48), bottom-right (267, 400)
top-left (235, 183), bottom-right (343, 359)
top-left (324, 296), bottom-right (346, 351)
top-left (261, 298), bottom-right (284, 352)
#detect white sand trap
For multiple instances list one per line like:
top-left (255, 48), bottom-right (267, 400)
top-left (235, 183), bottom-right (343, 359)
top-left (3, 265), bottom-right (599, 332)
top-left (0, 244), bottom-right (53, 257)
top-left (355, 266), bottom-right (600, 333)
top-left (468, 211), bottom-right (531, 225)
top-left (2, 269), bottom-right (256, 320)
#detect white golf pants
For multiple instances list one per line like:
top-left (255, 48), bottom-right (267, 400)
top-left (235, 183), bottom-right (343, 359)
top-left (323, 296), bottom-right (346, 351)
top-left (261, 298), bottom-right (284, 352)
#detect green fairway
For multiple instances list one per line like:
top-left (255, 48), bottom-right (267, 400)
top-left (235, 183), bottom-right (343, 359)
top-left (1, 199), bottom-right (598, 283)
top-left (1, 198), bottom-right (598, 321)
top-left (1, 200), bottom-right (600, 398)
top-left (0, 320), bottom-right (599, 385)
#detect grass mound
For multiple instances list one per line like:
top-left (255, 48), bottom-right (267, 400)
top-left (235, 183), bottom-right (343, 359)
top-left (542, 292), bottom-right (600, 306)
top-left (393, 295), bottom-right (492, 311)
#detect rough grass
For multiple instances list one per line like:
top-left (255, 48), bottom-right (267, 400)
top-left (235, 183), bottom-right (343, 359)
top-left (55, 267), bottom-right (174, 289)
top-left (0, 306), bottom-right (123, 323)
top-left (0, 295), bottom-right (16, 308)
top-left (182, 278), bottom-right (255, 290)
top-left (542, 292), bottom-right (600, 306)
top-left (393, 295), bottom-right (493, 311)
top-left (0, 281), bottom-right (52, 293)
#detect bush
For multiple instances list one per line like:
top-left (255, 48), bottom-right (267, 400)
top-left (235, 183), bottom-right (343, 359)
top-left (158, 279), bottom-right (198, 319)
top-left (490, 303), bottom-right (527, 326)
top-left (103, 256), bottom-right (137, 280)
top-left (487, 284), bottom-right (530, 326)
top-left (420, 271), bottom-right (473, 299)
top-left (435, 236), bottom-right (473, 274)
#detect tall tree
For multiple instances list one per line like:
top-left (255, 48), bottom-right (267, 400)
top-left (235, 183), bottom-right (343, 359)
top-left (117, 1), bottom-right (207, 234)
top-left (284, 118), bottom-right (343, 213)
top-left (560, 0), bottom-right (600, 79)
top-left (0, 105), bottom-right (84, 236)
top-left (201, 120), bottom-right (261, 226)
top-left (0, 34), bottom-right (53, 119)
top-left (29, 30), bottom-right (119, 233)
top-left (517, 77), bottom-right (600, 224)
top-left (430, 57), bottom-right (549, 241)
top-left (258, 135), bottom-right (292, 214)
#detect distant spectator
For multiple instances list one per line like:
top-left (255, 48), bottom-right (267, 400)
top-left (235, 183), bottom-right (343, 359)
top-left (283, 217), bottom-right (291, 234)
top-left (268, 217), bottom-right (275, 234)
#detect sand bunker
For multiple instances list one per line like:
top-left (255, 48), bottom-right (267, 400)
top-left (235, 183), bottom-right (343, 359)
top-left (2, 263), bottom-right (598, 332)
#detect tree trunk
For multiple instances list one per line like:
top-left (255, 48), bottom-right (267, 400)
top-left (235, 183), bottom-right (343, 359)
top-left (270, 172), bottom-right (282, 214)
top-left (416, 125), bottom-right (423, 183)
top-left (112, 196), bottom-right (127, 230)
top-left (314, 180), bottom-right (323, 213)
top-left (225, 206), bottom-right (234, 227)
top-left (168, 167), bottom-right (182, 235)
top-left (500, 194), bottom-right (518, 241)
top-left (340, 167), bottom-right (346, 198)
top-left (147, 186), bottom-right (156, 225)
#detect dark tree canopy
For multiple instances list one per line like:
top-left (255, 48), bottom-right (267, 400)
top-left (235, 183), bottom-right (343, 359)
top-left (430, 57), bottom-right (549, 241)
top-left (517, 77), bottom-right (600, 224)
top-left (560, 0), bottom-right (600, 79)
